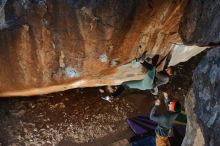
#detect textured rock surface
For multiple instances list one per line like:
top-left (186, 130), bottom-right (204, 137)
top-left (188, 47), bottom-right (220, 146)
top-left (181, 89), bottom-right (205, 146)
top-left (0, 0), bottom-right (189, 96)
top-left (179, 0), bottom-right (220, 46)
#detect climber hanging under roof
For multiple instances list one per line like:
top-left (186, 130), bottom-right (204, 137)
top-left (101, 51), bottom-right (173, 103)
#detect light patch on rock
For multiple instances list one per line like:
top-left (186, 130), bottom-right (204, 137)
top-left (10, 110), bottom-right (26, 117)
top-left (209, 65), bottom-right (219, 85)
top-left (111, 59), bottom-right (119, 67)
top-left (49, 102), bottom-right (66, 111)
top-left (42, 18), bottom-right (49, 26)
top-left (106, 86), bottom-right (114, 93)
top-left (80, 6), bottom-right (98, 21)
top-left (59, 51), bottom-right (65, 68)
top-left (23, 24), bottom-right (29, 31)
top-left (207, 112), bottom-right (218, 128)
top-left (21, 0), bottom-right (30, 9)
top-left (193, 128), bottom-right (205, 146)
top-left (99, 54), bottom-right (109, 63)
top-left (110, 60), bottom-right (144, 82)
top-left (52, 42), bottom-right (56, 49)
top-left (37, 0), bottom-right (47, 6)
top-left (200, 63), bottom-right (209, 73)
top-left (0, 0), bottom-right (7, 30)
top-left (206, 102), bottom-right (211, 111)
top-left (131, 60), bottom-right (141, 68)
top-left (65, 67), bottom-right (80, 78)
top-left (168, 44), bottom-right (207, 67)
top-left (198, 87), bottom-right (210, 101)
top-left (109, 45), bottom-right (114, 52)
top-left (99, 89), bottom-right (104, 93)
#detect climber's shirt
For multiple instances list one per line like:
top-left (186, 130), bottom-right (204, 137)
top-left (150, 98), bottom-right (179, 137)
top-left (122, 61), bottom-right (156, 90)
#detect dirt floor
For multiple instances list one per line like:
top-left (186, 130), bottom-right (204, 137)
top-left (0, 51), bottom-right (207, 146)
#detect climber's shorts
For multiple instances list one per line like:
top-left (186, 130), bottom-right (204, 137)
top-left (156, 134), bottom-right (171, 146)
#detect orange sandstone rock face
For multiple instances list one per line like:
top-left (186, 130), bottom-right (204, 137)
top-left (0, 0), bottom-right (186, 96)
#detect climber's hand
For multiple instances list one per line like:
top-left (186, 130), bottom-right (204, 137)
top-left (139, 59), bottom-right (144, 63)
top-left (162, 92), bottom-right (169, 99)
top-left (155, 99), bottom-right (161, 106)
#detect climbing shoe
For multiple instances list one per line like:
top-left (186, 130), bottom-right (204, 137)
top-left (150, 87), bottom-right (158, 95)
top-left (101, 96), bottom-right (113, 103)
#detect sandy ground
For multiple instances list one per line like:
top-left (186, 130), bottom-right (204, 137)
top-left (0, 86), bottom-right (154, 146)
top-left (0, 51), bottom-right (206, 146)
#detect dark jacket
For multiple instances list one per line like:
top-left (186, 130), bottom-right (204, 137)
top-left (150, 98), bottom-right (179, 137)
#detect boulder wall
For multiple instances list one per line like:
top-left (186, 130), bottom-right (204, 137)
top-left (182, 47), bottom-right (220, 146)
top-left (179, 0), bottom-right (220, 46)
top-left (0, 0), bottom-right (205, 96)
top-left (0, 0), bottom-right (184, 96)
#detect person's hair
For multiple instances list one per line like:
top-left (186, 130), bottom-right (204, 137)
top-left (174, 101), bottom-right (181, 113)
top-left (168, 100), bottom-right (181, 113)
top-left (164, 67), bottom-right (173, 76)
